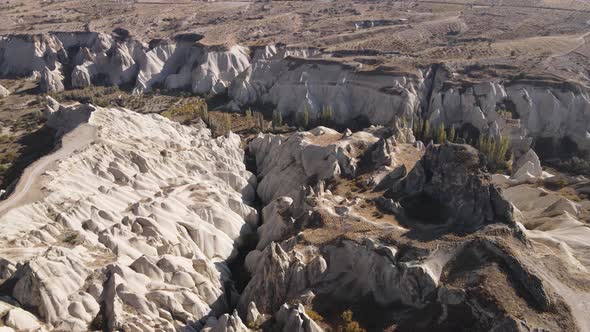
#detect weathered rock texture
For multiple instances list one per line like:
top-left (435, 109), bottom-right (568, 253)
top-left (0, 84), bottom-right (8, 97)
top-left (0, 102), bottom-right (257, 331)
top-left (244, 127), bottom-right (586, 331)
top-left (1, 32), bottom-right (590, 156)
top-left (396, 143), bottom-right (515, 231)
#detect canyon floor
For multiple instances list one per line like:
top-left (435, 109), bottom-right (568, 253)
top-left (0, 1), bottom-right (589, 332)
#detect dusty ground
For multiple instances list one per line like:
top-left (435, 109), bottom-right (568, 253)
top-left (0, 79), bottom-right (55, 189)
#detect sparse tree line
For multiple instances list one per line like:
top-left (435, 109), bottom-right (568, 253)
top-left (161, 100), bottom-right (209, 124)
top-left (245, 108), bottom-right (267, 131)
top-left (412, 114), bottom-right (512, 172)
top-left (162, 101), bottom-right (512, 172)
top-left (245, 104), bottom-right (335, 132)
top-left (163, 100), bottom-right (239, 135)
top-left (295, 104), bottom-right (334, 130)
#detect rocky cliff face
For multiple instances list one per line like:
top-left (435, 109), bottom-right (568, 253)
top-left (0, 102), bottom-right (257, 331)
top-left (243, 127), bottom-right (585, 331)
top-left (393, 143), bottom-right (515, 232)
top-left (2, 31), bottom-right (589, 157)
top-left (0, 100), bottom-right (587, 330)
top-left (0, 32), bottom-right (251, 96)
top-left (425, 66), bottom-right (590, 157)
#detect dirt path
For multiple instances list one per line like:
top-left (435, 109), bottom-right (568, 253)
top-left (0, 124), bottom-right (97, 217)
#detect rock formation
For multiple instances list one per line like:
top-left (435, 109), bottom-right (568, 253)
top-left (249, 126), bottom-right (379, 210)
top-left (0, 28), bottom-right (589, 332)
top-left (0, 101), bottom-right (257, 331)
top-left (392, 143), bottom-right (515, 232)
top-left (243, 127), bottom-right (587, 331)
top-left (2, 31), bottom-right (590, 156)
top-left (0, 84), bottom-right (8, 97)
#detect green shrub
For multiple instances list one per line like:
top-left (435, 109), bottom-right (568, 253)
top-left (297, 105), bottom-right (311, 130)
top-left (305, 308), bottom-right (325, 324)
top-left (435, 123), bottom-right (447, 143)
top-left (161, 100), bottom-right (208, 123)
top-left (555, 157), bottom-right (590, 175)
top-left (478, 134), bottom-right (511, 173)
top-left (272, 110), bottom-right (283, 129)
top-left (339, 310), bottom-right (366, 332)
top-left (245, 108), bottom-right (252, 126)
top-left (320, 105), bottom-right (334, 126)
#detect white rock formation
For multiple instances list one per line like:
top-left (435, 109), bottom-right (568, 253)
top-left (257, 196), bottom-right (295, 250)
top-left (249, 127), bottom-right (378, 208)
top-left (240, 237), bottom-right (455, 315)
top-left (0, 32), bottom-right (249, 95)
top-left (274, 303), bottom-right (324, 332)
top-left (0, 84), bottom-right (9, 97)
top-left (4, 307), bottom-right (43, 332)
top-left (201, 310), bottom-right (250, 332)
top-left (0, 103), bottom-right (257, 331)
top-left (502, 184), bottom-right (590, 269)
top-left (425, 67), bottom-right (590, 155)
top-left (2, 32), bottom-right (590, 154)
top-left (230, 54), bottom-right (421, 125)
top-left (511, 148), bottom-right (544, 182)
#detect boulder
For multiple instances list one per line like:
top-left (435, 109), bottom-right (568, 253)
top-left (39, 66), bottom-right (65, 93)
top-left (370, 137), bottom-right (396, 167)
top-left (246, 301), bottom-right (262, 326)
top-left (511, 149), bottom-right (543, 182)
top-left (0, 84), bottom-right (9, 97)
top-left (4, 308), bottom-right (42, 331)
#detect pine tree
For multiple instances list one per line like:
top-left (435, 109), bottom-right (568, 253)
top-left (449, 125), bottom-right (456, 143)
top-left (245, 108), bottom-right (252, 126)
top-left (435, 123), bottom-right (447, 143)
top-left (223, 113), bottom-right (232, 132)
top-left (253, 112), bottom-right (262, 130)
top-left (423, 119), bottom-right (431, 142)
top-left (202, 105), bottom-right (209, 124)
top-left (298, 105), bottom-right (310, 129)
top-left (272, 110), bottom-right (282, 129)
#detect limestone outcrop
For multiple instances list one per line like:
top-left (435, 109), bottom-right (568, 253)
top-left (0, 32), bottom-right (251, 96)
top-left (511, 148), bottom-right (544, 182)
top-left (0, 102), bottom-right (257, 331)
top-left (2, 32), bottom-right (590, 156)
top-left (241, 126), bottom-right (584, 331)
top-left (249, 127), bottom-right (379, 209)
top-left (0, 84), bottom-right (8, 97)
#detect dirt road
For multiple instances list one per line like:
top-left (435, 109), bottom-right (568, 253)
top-left (0, 124), bottom-right (97, 217)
